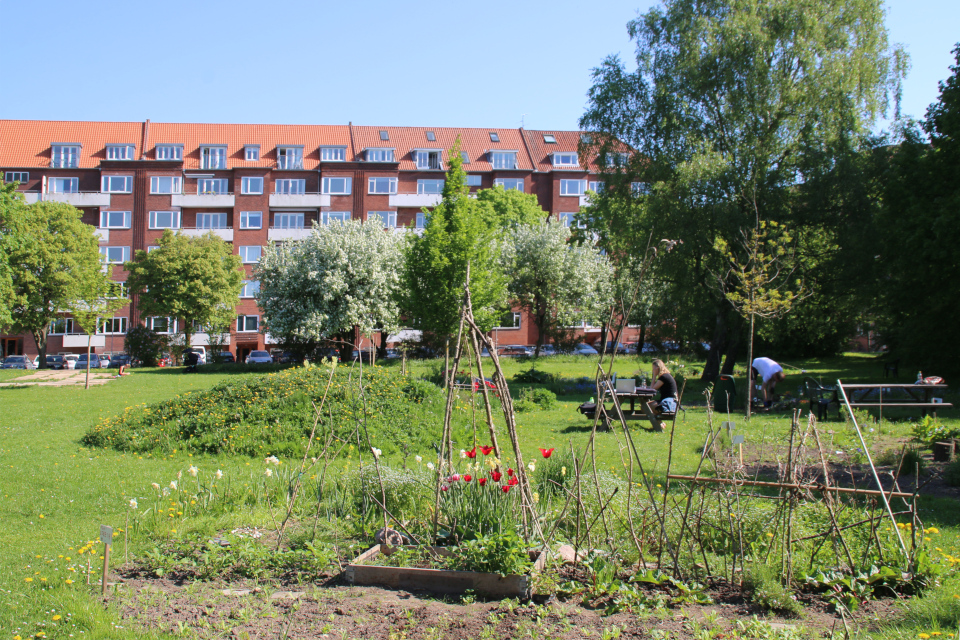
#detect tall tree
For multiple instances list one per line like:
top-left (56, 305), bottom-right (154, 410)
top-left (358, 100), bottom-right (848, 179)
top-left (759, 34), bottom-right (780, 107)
top-left (580, 0), bottom-right (905, 379)
top-left (0, 181), bottom-right (24, 329)
top-left (256, 218), bottom-right (403, 361)
top-left (7, 201), bottom-right (104, 366)
top-left (67, 268), bottom-right (128, 389)
top-left (124, 231), bottom-right (243, 352)
top-left (475, 186), bottom-right (549, 228)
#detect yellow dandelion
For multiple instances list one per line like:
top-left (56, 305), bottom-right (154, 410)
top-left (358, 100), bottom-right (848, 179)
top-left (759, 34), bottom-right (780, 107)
top-left (24, 577), bottom-right (33, 582)
top-left (919, 634), bottom-right (930, 639)
top-left (52, 615), bottom-right (61, 621)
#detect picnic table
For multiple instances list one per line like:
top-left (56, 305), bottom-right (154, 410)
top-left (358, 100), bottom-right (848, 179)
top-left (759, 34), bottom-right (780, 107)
top-left (578, 380), bottom-right (674, 431)
top-left (840, 383), bottom-right (951, 418)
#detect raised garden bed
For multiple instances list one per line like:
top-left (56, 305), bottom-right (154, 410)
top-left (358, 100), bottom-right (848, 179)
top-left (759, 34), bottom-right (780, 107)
top-left (345, 545), bottom-right (546, 599)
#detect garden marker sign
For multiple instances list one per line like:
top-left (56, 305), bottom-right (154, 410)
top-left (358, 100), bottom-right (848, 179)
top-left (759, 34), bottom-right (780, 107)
top-left (99, 525), bottom-right (113, 596)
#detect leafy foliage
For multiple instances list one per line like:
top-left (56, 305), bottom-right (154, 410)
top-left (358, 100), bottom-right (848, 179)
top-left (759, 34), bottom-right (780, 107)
top-left (450, 532), bottom-right (533, 577)
top-left (124, 325), bottom-right (169, 367)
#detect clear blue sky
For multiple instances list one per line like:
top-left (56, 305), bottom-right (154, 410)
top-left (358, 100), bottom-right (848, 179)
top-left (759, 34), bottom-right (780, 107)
top-left (0, 0), bottom-right (955, 131)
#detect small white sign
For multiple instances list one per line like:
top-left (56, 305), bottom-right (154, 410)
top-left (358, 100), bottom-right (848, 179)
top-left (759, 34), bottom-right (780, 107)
top-left (722, 421), bottom-right (736, 431)
top-left (100, 525), bottom-right (113, 546)
top-left (731, 435), bottom-right (746, 445)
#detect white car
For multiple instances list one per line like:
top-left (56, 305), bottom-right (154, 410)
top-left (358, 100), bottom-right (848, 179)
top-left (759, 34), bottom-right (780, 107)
top-left (246, 350), bottom-right (273, 364)
top-left (62, 354), bottom-right (78, 370)
top-left (574, 343), bottom-right (599, 356)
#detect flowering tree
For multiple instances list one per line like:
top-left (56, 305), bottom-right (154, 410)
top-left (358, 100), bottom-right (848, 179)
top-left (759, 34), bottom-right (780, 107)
top-left (255, 219), bottom-right (404, 360)
top-left (502, 222), bottom-right (613, 355)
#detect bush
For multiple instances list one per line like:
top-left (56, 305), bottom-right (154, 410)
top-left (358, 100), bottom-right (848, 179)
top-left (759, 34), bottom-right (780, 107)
top-left (912, 416), bottom-right (960, 445)
top-left (744, 564), bottom-right (802, 616)
top-left (124, 325), bottom-right (168, 367)
top-left (513, 387), bottom-right (558, 413)
top-left (896, 446), bottom-right (926, 476)
top-left (513, 367), bottom-right (559, 384)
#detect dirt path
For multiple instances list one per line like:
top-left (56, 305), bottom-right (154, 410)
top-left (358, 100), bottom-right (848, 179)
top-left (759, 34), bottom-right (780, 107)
top-left (0, 369), bottom-right (120, 387)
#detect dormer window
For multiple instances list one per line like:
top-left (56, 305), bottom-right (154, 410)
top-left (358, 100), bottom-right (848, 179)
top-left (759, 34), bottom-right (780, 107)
top-left (543, 134), bottom-right (557, 144)
top-left (415, 150), bottom-right (443, 171)
top-left (605, 153), bottom-right (629, 166)
top-left (245, 145), bottom-right (260, 161)
top-left (489, 132), bottom-right (500, 142)
top-left (276, 146), bottom-right (303, 170)
top-left (51, 144), bottom-right (80, 168)
top-left (489, 151), bottom-right (517, 170)
top-left (365, 148), bottom-right (395, 162)
top-left (106, 144), bottom-right (136, 160)
top-left (551, 152), bottom-right (579, 168)
top-left (200, 145), bottom-right (227, 170)
top-left (155, 144), bottom-right (183, 161)
top-left (321, 147), bottom-right (346, 161)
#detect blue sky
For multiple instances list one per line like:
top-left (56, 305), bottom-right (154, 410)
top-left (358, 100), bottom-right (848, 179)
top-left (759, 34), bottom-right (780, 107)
top-left (0, 0), bottom-right (956, 131)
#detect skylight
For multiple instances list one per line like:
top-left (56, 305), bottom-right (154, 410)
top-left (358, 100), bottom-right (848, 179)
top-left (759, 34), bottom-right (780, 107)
top-left (489, 132), bottom-right (500, 142)
top-left (426, 131), bottom-right (436, 141)
top-left (544, 134), bottom-right (556, 143)
top-left (379, 130), bottom-right (389, 141)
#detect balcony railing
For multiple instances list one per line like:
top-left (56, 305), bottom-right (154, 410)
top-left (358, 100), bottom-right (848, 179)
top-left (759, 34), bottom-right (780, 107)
top-left (20, 191), bottom-right (112, 206)
top-left (276, 158), bottom-right (304, 170)
top-left (171, 192), bottom-right (236, 207)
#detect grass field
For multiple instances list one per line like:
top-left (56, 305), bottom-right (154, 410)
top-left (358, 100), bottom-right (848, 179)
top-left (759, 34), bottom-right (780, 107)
top-left (2, 353), bottom-right (959, 639)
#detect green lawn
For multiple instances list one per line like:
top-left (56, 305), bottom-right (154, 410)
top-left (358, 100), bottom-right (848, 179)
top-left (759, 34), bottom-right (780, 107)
top-left (1, 355), bottom-right (958, 639)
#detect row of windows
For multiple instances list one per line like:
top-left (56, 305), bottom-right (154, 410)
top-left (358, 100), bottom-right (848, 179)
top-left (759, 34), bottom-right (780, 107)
top-left (97, 210), bottom-right (438, 233)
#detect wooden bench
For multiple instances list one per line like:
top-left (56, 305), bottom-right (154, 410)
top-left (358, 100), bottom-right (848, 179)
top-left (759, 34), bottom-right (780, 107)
top-left (840, 383), bottom-right (950, 418)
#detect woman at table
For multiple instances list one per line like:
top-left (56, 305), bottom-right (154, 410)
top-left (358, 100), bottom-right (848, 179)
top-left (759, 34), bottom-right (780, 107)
top-left (650, 359), bottom-right (678, 414)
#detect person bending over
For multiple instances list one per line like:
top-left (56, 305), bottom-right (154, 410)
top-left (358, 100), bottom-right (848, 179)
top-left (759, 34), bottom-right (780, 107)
top-left (751, 357), bottom-right (785, 408)
top-left (650, 358), bottom-right (678, 414)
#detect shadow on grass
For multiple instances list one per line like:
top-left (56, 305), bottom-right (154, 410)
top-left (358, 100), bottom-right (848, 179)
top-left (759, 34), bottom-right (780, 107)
top-left (130, 363), bottom-right (298, 376)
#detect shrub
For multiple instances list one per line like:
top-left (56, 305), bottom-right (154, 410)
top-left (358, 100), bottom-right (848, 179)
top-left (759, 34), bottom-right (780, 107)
top-left (744, 564), bottom-right (802, 616)
top-left (944, 459), bottom-right (960, 487)
top-left (513, 367), bottom-right (558, 384)
top-left (514, 387), bottom-right (558, 413)
top-left (896, 446), bottom-right (926, 476)
top-left (912, 416), bottom-right (960, 445)
top-left (124, 325), bottom-right (168, 367)
top-left (450, 531), bottom-right (533, 577)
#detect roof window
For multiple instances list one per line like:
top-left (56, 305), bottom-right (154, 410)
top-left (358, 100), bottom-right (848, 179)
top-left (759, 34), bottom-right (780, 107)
top-left (543, 134), bottom-right (556, 143)
top-left (489, 132), bottom-right (500, 142)
top-left (426, 131), bottom-right (436, 141)
top-left (379, 130), bottom-right (389, 141)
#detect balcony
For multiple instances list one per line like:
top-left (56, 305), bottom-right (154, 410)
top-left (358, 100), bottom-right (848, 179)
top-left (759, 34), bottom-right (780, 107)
top-left (267, 227), bottom-right (312, 241)
top-left (21, 192), bottom-right (112, 206)
top-left (171, 193), bottom-right (236, 208)
top-left (190, 333), bottom-right (230, 347)
top-left (180, 227), bottom-right (234, 241)
top-left (389, 193), bottom-right (442, 208)
top-left (62, 334), bottom-right (106, 348)
top-left (269, 193), bottom-right (329, 208)
top-left (94, 229), bottom-right (109, 242)
top-left (276, 157), bottom-right (304, 171)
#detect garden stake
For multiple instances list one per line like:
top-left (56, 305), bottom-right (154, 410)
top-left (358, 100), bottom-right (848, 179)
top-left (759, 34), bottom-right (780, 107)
top-left (812, 424), bottom-right (856, 572)
top-left (368, 494), bottom-right (421, 546)
top-left (463, 291), bottom-right (502, 459)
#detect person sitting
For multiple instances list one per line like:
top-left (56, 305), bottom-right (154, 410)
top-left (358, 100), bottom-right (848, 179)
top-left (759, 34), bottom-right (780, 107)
top-left (184, 350), bottom-right (200, 373)
top-left (649, 358), bottom-right (678, 414)
top-left (752, 357), bottom-right (785, 408)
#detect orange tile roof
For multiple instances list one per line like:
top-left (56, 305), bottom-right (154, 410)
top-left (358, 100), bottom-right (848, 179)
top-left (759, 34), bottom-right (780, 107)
top-left (522, 129), bottom-right (598, 173)
top-left (0, 120), bottom-right (145, 168)
top-left (351, 126), bottom-right (535, 171)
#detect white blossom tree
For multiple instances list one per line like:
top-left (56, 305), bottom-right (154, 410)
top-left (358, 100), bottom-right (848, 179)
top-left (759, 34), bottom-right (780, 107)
top-left (255, 219), bottom-right (404, 360)
top-left (502, 222), bottom-right (614, 355)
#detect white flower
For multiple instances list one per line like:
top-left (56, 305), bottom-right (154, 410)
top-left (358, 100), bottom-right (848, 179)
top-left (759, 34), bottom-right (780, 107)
top-left (415, 455), bottom-right (422, 464)
top-left (188, 466), bottom-right (198, 477)
top-left (177, 470), bottom-right (183, 479)
top-left (264, 468), bottom-right (273, 477)
top-left (265, 455), bottom-right (280, 466)
top-left (426, 462), bottom-right (435, 471)
top-left (561, 466), bottom-right (567, 476)
top-left (371, 447), bottom-right (382, 459)
top-left (528, 462), bottom-right (536, 472)
top-left (151, 482), bottom-right (161, 491)
top-left (459, 450), bottom-right (467, 459)
top-left (162, 488), bottom-right (170, 496)
top-left (128, 499), bottom-right (138, 509)
top-left (215, 469), bottom-right (223, 480)
top-left (169, 481), bottom-right (177, 490)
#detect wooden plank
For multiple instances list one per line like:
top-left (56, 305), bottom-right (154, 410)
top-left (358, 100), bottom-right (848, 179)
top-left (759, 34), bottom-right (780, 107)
top-left (846, 403), bottom-right (952, 408)
top-left (666, 474), bottom-right (914, 498)
top-left (641, 401), bottom-right (664, 432)
top-left (841, 384), bottom-right (947, 389)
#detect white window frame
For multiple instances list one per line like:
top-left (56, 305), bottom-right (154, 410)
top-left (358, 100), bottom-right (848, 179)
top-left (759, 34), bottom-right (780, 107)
top-left (415, 150), bottom-right (443, 171)
top-left (543, 134), bottom-right (557, 143)
top-left (461, 151), bottom-right (470, 163)
top-left (321, 176), bottom-right (352, 195)
top-left (588, 181), bottom-right (605, 192)
top-left (239, 211), bottom-right (262, 229)
top-left (48, 177), bottom-right (79, 193)
top-left (148, 211), bottom-right (181, 229)
top-left (200, 146), bottom-right (227, 170)
top-left (101, 175), bottom-right (133, 193)
top-left (494, 178), bottom-right (524, 192)
top-left (150, 176), bottom-right (182, 194)
top-left (552, 152), bottom-right (579, 167)
top-left (321, 147), bottom-right (346, 162)
top-left (465, 174), bottom-right (482, 187)
top-left (51, 145), bottom-right (80, 168)
top-left (240, 280), bottom-right (260, 298)
top-left (145, 316), bottom-right (177, 334)
top-left (417, 179), bottom-right (444, 194)
top-left (100, 246), bottom-right (130, 264)
top-left (198, 178), bottom-right (229, 194)
top-left (560, 179), bottom-right (587, 196)
top-left (490, 151), bottom-right (517, 169)
top-left (99, 317), bottom-right (128, 335)
top-left (48, 318), bottom-right (80, 335)
top-left (155, 145), bottom-right (183, 161)
top-left (197, 212), bottom-right (228, 229)
top-left (367, 177), bottom-right (397, 194)
top-left (107, 281), bottom-right (126, 299)
top-left (365, 148), bottom-right (395, 162)
top-left (236, 315), bottom-right (260, 333)
top-left (238, 245), bottom-right (262, 263)
top-left (415, 212), bottom-right (429, 229)
top-left (240, 176), bottom-right (263, 194)
top-left (321, 211), bottom-right (350, 225)
top-left (276, 146), bottom-right (304, 170)
top-left (100, 211), bottom-right (132, 229)
top-left (5, 171), bottom-right (28, 183)
top-left (560, 212), bottom-right (585, 228)
top-left (106, 145), bottom-right (136, 161)
top-left (275, 179), bottom-right (306, 194)
top-left (495, 312), bottom-right (521, 329)
top-left (606, 153), bottom-right (630, 167)
top-left (367, 211), bottom-right (397, 228)
top-left (273, 212), bottom-right (304, 229)
top-left (244, 145), bottom-right (260, 161)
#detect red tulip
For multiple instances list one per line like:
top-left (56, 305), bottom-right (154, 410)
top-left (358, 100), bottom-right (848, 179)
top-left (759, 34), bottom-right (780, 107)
top-left (539, 448), bottom-right (555, 458)
top-left (441, 485), bottom-right (449, 492)
top-left (502, 485), bottom-right (511, 493)
top-left (491, 471), bottom-right (502, 482)
top-left (480, 446), bottom-right (494, 455)
top-left (507, 468), bottom-right (514, 477)
top-left (463, 474), bottom-right (472, 482)
top-left (447, 474), bottom-right (460, 482)
top-left (478, 478), bottom-right (487, 486)
top-left (508, 476), bottom-right (519, 486)
top-left (465, 448), bottom-right (477, 459)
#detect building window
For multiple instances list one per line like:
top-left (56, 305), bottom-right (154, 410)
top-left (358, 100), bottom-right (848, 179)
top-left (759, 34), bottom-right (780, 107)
top-left (321, 211), bottom-right (350, 225)
top-left (245, 145), bottom-right (260, 161)
top-left (588, 181), bottom-right (605, 192)
top-left (107, 281), bottom-right (126, 298)
top-left (580, 133), bottom-right (592, 144)
top-left (461, 152), bottom-right (470, 163)
top-left (273, 212), bottom-right (304, 229)
top-left (200, 146), bottom-right (227, 170)
top-left (147, 245), bottom-right (160, 252)
top-left (490, 151), bottom-right (517, 169)
top-left (237, 315), bottom-right (259, 332)
top-left (274, 179), bottom-right (306, 194)
top-left (100, 211), bottom-right (132, 229)
top-left (321, 147), bottom-right (346, 161)
top-left (543, 134), bottom-right (556, 144)
top-left (560, 212), bottom-right (585, 228)
top-left (631, 182), bottom-right (651, 196)
top-left (367, 211), bottom-right (397, 228)
top-left (106, 145), bottom-right (135, 161)
top-left (496, 312), bottom-right (521, 329)
top-left (240, 280), bottom-right (260, 298)
top-left (100, 246), bottom-right (130, 264)
top-left (489, 132), bottom-right (500, 142)
top-left (240, 176), bottom-right (263, 194)
top-left (198, 178), bottom-right (229, 194)
top-left (51, 145), bottom-right (80, 168)
top-left (466, 175), bottom-right (482, 187)
top-left (365, 148), bottom-right (395, 162)
top-left (606, 153), bottom-right (629, 166)
top-left (417, 179), bottom-right (444, 194)
top-left (379, 130), bottom-right (389, 141)
top-left (494, 178), bottom-right (524, 192)
top-left (560, 179), bottom-right (586, 196)
top-left (322, 176), bottom-right (352, 195)
top-left (277, 146), bottom-right (303, 170)
top-left (49, 318), bottom-right (80, 335)
top-left (240, 211), bottom-right (262, 229)
top-left (99, 317), bottom-right (128, 335)
top-left (425, 131), bottom-right (436, 141)
top-left (155, 145), bottom-right (183, 161)
top-left (367, 177), bottom-right (397, 194)
top-left (415, 150), bottom-right (442, 170)
top-left (48, 177), bottom-right (79, 193)
top-left (145, 316), bottom-right (176, 334)
top-left (150, 176), bottom-right (182, 194)
top-left (415, 212), bottom-right (428, 229)
top-left (239, 245), bottom-right (262, 263)
top-left (552, 152), bottom-right (579, 167)
top-left (5, 171), bottom-right (28, 183)
top-left (101, 175), bottom-right (133, 193)
top-left (197, 213), bottom-right (227, 229)
top-left (149, 211), bottom-right (180, 229)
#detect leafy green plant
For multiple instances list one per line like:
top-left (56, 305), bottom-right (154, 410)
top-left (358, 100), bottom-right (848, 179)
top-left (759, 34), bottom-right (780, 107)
top-left (513, 368), bottom-right (559, 384)
top-left (744, 564), bottom-right (802, 616)
top-left (450, 532), bottom-right (533, 577)
top-left (897, 446), bottom-right (926, 475)
top-left (912, 416), bottom-right (960, 445)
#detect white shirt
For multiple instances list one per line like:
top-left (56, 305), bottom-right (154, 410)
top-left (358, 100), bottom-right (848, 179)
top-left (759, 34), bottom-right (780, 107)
top-left (752, 357), bottom-right (783, 383)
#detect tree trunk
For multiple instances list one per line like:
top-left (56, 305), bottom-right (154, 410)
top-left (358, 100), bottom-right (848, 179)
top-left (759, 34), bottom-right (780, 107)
top-left (33, 330), bottom-right (48, 370)
top-left (745, 313), bottom-right (755, 420)
top-left (85, 334), bottom-right (92, 390)
top-left (701, 307), bottom-right (726, 381)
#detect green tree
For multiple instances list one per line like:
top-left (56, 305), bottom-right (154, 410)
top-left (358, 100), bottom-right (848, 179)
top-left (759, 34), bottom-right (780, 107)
top-left (475, 186), bottom-right (548, 228)
top-left (580, 0), bottom-right (905, 379)
top-left (401, 138), bottom-right (507, 337)
top-left (124, 231), bottom-right (243, 352)
top-left (6, 201), bottom-right (104, 367)
top-left (67, 268), bottom-right (128, 389)
top-left (0, 181), bottom-right (24, 329)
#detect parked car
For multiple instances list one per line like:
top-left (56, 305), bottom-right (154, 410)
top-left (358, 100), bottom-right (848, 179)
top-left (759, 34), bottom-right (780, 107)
top-left (62, 354), bottom-right (78, 369)
top-left (217, 351), bottom-right (235, 363)
top-left (312, 347), bottom-right (341, 362)
top-left (385, 348), bottom-right (401, 359)
top-left (537, 344), bottom-right (557, 356)
top-left (184, 347), bottom-right (206, 365)
top-left (98, 353), bottom-right (112, 368)
top-left (351, 349), bottom-right (375, 363)
top-left (500, 345), bottom-right (533, 357)
top-left (108, 354), bottom-right (139, 368)
top-left (573, 343), bottom-right (599, 356)
top-left (32, 356), bottom-right (39, 367)
top-left (246, 350), bottom-right (273, 364)
top-left (2, 355), bottom-right (34, 369)
top-left (76, 353), bottom-right (104, 369)
top-left (44, 355), bottom-right (66, 369)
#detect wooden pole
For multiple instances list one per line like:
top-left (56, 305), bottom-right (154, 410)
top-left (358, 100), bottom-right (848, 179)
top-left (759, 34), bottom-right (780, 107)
top-left (101, 543), bottom-right (110, 596)
top-left (664, 474), bottom-right (914, 498)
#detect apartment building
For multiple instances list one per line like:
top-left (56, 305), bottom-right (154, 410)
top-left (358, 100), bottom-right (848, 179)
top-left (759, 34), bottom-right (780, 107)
top-left (0, 119), bottom-right (618, 359)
